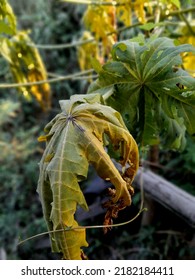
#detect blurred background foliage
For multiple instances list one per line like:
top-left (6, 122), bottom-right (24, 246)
top-left (0, 0), bottom-right (195, 260)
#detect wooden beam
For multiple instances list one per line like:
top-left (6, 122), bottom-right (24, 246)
top-left (133, 168), bottom-right (195, 228)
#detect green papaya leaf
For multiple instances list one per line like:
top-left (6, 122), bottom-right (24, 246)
top-left (88, 37), bottom-right (195, 150)
top-left (37, 93), bottom-right (139, 260)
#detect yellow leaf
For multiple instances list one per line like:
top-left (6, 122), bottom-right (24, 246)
top-left (179, 35), bottom-right (195, 76)
top-left (178, 23), bottom-right (195, 77)
top-left (83, 1), bottom-right (117, 60)
top-left (0, 32), bottom-right (51, 111)
top-left (116, 0), bottom-right (147, 26)
top-left (116, 0), bottom-right (132, 26)
top-left (133, 0), bottom-right (146, 23)
top-left (77, 31), bottom-right (99, 71)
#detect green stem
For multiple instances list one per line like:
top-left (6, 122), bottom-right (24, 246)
top-left (169, 6), bottom-right (195, 16)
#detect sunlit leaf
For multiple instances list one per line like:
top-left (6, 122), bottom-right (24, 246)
top-left (0, 32), bottom-right (51, 111)
top-left (179, 27), bottom-right (195, 77)
top-left (37, 93), bottom-right (139, 259)
top-left (77, 31), bottom-right (99, 72)
top-left (133, 0), bottom-right (146, 23)
top-left (116, 0), bottom-right (132, 26)
top-left (83, 2), bottom-right (117, 57)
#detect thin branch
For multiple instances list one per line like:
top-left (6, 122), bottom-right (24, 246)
top-left (27, 22), bottom-right (141, 51)
top-left (27, 38), bottom-right (94, 50)
top-left (21, 5), bottom-right (195, 51)
top-left (60, 0), bottom-right (125, 6)
top-left (0, 69), bottom-right (95, 89)
top-left (178, 13), bottom-right (195, 36)
top-left (168, 6), bottom-right (195, 17)
top-left (48, 71), bottom-right (97, 80)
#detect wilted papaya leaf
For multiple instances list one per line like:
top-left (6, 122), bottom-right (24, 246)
top-left (80, 0), bottom-right (149, 72)
top-left (116, 0), bottom-right (132, 26)
top-left (37, 93), bottom-right (139, 260)
top-left (82, 2), bottom-right (117, 61)
top-left (0, 31), bottom-right (51, 111)
top-left (77, 31), bottom-right (99, 73)
top-left (133, 0), bottom-right (146, 23)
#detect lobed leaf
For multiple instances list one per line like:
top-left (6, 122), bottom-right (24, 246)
top-left (37, 93), bottom-right (139, 259)
top-left (88, 36), bottom-right (195, 150)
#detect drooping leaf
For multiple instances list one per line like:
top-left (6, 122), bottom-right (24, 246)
top-left (80, 0), bottom-right (148, 71)
top-left (133, 0), bottom-right (146, 23)
top-left (37, 93), bottom-right (139, 260)
top-left (83, 3), bottom-right (116, 57)
top-left (77, 31), bottom-right (99, 73)
top-left (116, 0), bottom-right (148, 26)
top-left (116, 0), bottom-right (132, 26)
top-left (88, 36), bottom-right (195, 150)
top-left (0, 32), bottom-right (51, 111)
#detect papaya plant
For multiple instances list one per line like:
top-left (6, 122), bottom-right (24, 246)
top-left (2, 0), bottom-right (195, 260)
top-left (37, 37), bottom-right (195, 259)
top-left (36, 2), bottom-right (195, 260)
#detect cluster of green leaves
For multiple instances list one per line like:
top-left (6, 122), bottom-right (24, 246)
top-left (89, 35), bottom-right (195, 150)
